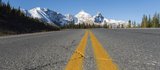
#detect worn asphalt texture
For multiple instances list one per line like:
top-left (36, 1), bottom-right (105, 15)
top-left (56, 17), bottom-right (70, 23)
top-left (92, 28), bottom-right (160, 70)
top-left (0, 29), bottom-right (160, 70)
top-left (0, 30), bottom-right (84, 70)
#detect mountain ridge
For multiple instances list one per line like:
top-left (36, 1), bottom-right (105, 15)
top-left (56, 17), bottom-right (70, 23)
top-left (22, 7), bottom-right (128, 28)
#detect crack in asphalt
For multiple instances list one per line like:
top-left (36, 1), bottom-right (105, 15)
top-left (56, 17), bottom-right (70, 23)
top-left (25, 56), bottom-right (114, 70)
top-left (25, 54), bottom-right (85, 70)
top-left (22, 34), bottom-right (118, 70)
top-left (24, 40), bottom-right (86, 70)
top-left (25, 60), bottom-right (66, 70)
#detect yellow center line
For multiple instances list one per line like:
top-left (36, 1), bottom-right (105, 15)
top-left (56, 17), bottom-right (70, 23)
top-left (89, 30), bottom-right (118, 70)
top-left (65, 30), bottom-right (89, 70)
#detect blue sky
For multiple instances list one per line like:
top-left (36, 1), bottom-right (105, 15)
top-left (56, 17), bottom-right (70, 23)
top-left (3, 0), bottom-right (160, 23)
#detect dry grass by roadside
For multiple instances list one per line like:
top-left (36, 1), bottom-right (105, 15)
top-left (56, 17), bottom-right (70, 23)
top-left (0, 31), bottom-right (16, 36)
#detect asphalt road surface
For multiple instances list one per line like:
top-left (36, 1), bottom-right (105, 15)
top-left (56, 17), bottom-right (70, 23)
top-left (0, 29), bottom-right (160, 70)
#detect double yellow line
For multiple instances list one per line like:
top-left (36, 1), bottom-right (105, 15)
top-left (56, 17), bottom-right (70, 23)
top-left (65, 30), bottom-right (88, 70)
top-left (65, 30), bottom-right (118, 70)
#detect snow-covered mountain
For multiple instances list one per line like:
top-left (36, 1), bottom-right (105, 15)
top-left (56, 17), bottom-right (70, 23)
top-left (103, 18), bottom-right (128, 28)
top-left (75, 11), bottom-right (128, 28)
top-left (22, 7), bottom-right (128, 28)
top-left (22, 7), bottom-right (67, 26)
top-left (75, 10), bottom-right (93, 24)
top-left (93, 12), bottom-right (104, 23)
top-left (64, 14), bottom-right (78, 24)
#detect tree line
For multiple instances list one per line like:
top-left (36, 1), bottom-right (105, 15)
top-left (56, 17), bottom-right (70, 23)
top-left (141, 13), bottom-right (160, 28)
top-left (118, 13), bottom-right (160, 28)
top-left (0, 1), bottom-right (60, 35)
top-left (61, 22), bottom-right (104, 29)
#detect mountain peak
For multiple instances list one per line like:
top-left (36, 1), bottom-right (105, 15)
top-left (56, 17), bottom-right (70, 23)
top-left (78, 10), bottom-right (90, 15)
top-left (96, 12), bottom-right (102, 16)
top-left (93, 12), bottom-right (104, 23)
top-left (32, 7), bottom-right (41, 10)
top-left (30, 7), bottom-right (49, 12)
top-left (75, 10), bottom-right (93, 24)
top-left (76, 10), bottom-right (92, 18)
top-left (79, 10), bottom-right (85, 13)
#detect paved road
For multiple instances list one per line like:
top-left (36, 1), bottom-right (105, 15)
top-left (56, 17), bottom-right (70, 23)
top-left (0, 30), bottom-right (84, 70)
top-left (0, 29), bottom-right (160, 70)
top-left (92, 29), bottom-right (160, 70)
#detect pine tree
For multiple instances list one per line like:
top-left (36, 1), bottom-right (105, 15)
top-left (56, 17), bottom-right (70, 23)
top-left (133, 21), bottom-right (136, 28)
top-left (6, 1), bottom-right (11, 14)
top-left (122, 24), bottom-right (125, 28)
top-left (158, 13), bottom-right (160, 27)
top-left (152, 13), bottom-right (159, 28)
top-left (141, 15), bottom-right (148, 28)
top-left (148, 15), bottom-right (152, 28)
top-left (128, 20), bottom-right (131, 28)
